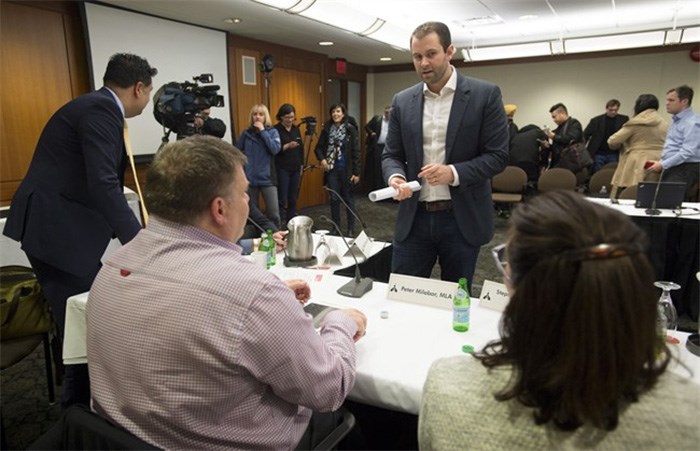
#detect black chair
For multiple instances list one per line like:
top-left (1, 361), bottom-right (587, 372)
top-left (313, 409), bottom-right (356, 451)
top-left (30, 404), bottom-right (356, 450)
top-left (28, 404), bottom-right (159, 450)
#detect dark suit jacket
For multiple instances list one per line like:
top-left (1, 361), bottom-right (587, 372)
top-left (3, 88), bottom-right (141, 276)
top-left (365, 115), bottom-right (382, 148)
top-left (382, 73), bottom-right (509, 246)
top-left (583, 113), bottom-right (629, 156)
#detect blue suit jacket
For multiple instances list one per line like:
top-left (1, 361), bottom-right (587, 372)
top-left (382, 72), bottom-right (509, 246)
top-left (3, 88), bottom-right (141, 276)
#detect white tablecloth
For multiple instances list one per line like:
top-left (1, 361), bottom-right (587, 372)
top-left (64, 273), bottom-right (700, 415)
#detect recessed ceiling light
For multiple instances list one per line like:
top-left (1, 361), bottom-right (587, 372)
top-left (223, 17), bottom-right (242, 24)
top-left (379, 57), bottom-right (392, 61)
top-left (518, 14), bottom-right (538, 20)
top-left (319, 41), bottom-right (334, 46)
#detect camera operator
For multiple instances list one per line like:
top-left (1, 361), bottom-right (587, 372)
top-left (193, 107), bottom-right (226, 138)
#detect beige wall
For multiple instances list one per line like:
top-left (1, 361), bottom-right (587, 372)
top-left (368, 49), bottom-right (699, 129)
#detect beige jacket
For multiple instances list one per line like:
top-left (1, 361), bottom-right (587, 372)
top-left (607, 109), bottom-right (668, 192)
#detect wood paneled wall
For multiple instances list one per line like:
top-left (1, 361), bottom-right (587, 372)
top-left (0, 1), bottom-right (89, 206)
top-left (0, 5), bottom-right (368, 212)
top-left (227, 35), bottom-right (363, 211)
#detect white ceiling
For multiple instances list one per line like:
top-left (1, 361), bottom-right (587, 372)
top-left (99, 0), bottom-right (699, 66)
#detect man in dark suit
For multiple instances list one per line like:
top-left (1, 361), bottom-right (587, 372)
top-left (365, 106), bottom-right (391, 191)
top-left (3, 53), bottom-right (157, 408)
top-left (382, 22), bottom-right (508, 285)
top-left (583, 99), bottom-right (628, 173)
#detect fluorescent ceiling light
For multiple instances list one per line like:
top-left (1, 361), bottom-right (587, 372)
top-left (301, 2), bottom-right (377, 34)
top-left (565, 31), bottom-right (665, 54)
top-left (681, 26), bottom-right (700, 43)
top-left (665, 29), bottom-right (683, 45)
top-left (468, 42), bottom-right (551, 61)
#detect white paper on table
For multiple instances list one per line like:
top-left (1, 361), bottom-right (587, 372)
top-left (368, 180), bottom-right (421, 202)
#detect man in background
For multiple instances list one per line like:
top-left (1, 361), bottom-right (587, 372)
top-left (584, 99), bottom-right (629, 173)
top-left (3, 53), bottom-right (157, 408)
top-left (193, 107), bottom-right (227, 138)
top-left (540, 102), bottom-right (583, 169)
top-left (382, 21), bottom-right (508, 285)
top-left (87, 136), bottom-right (367, 449)
top-left (647, 85), bottom-right (700, 200)
top-left (365, 106), bottom-right (391, 191)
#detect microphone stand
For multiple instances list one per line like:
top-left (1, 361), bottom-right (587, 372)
top-left (320, 215), bottom-right (373, 298)
top-left (645, 169), bottom-right (665, 216)
top-left (323, 185), bottom-right (368, 236)
top-left (246, 216), bottom-right (267, 235)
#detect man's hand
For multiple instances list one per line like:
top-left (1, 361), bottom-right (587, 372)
top-left (350, 175), bottom-right (360, 184)
top-left (286, 279), bottom-right (310, 304)
top-left (418, 163), bottom-right (454, 186)
top-left (341, 308), bottom-right (368, 342)
top-left (389, 176), bottom-right (412, 200)
top-left (273, 230), bottom-right (287, 251)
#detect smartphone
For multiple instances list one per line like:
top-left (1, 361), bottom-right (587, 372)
top-left (644, 161), bottom-right (654, 169)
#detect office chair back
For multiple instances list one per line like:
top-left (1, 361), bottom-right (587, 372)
top-left (537, 168), bottom-right (577, 192)
top-left (492, 166), bottom-right (528, 204)
top-left (618, 185), bottom-right (638, 200)
top-left (28, 404), bottom-right (159, 450)
top-left (588, 168), bottom-right (616, 194)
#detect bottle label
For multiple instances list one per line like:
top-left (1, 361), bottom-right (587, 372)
top-left (453, 306), bottom-right (470, 324)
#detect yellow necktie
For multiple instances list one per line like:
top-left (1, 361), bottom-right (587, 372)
top-left (123, 121), bottom-right (149, 225)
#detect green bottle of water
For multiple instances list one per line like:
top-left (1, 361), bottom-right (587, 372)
top-left (453, 277), bottom-right (470, 332)
top-left (265, 229), bottom-right (276, 267)
top-left (258, 232), bottom-right (273, 269)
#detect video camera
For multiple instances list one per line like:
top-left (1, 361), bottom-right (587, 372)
top-left (300, 116), bottom-right (317, 136)
top-left (153, 74), bottom-right (224, 138)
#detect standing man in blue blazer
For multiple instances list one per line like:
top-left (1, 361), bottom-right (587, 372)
top-left (3, 53), bottom-right (157, 408)
top-left (382, 22), bottom-right (508, 285)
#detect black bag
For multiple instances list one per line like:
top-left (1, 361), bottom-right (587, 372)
top-left (556, 142), bottom-right (593, 173)
top-left (1, 266), bottom-right (53, 340)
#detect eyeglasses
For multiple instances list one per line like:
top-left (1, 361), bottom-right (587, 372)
top-left (491, 243), bottom-right (510, 281)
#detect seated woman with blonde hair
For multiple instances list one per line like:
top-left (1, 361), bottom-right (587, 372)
top-left (608, 94), bottom-right (668, 198)
top-left (419, 190), bottom-right (698, 450)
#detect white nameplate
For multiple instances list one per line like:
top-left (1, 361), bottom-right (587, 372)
top-left (344, 230), bottom-right (372, 259)
top-left (479, 279), bottom-right (510, 313)
top-left (386, 273), bottom-right (457, 310)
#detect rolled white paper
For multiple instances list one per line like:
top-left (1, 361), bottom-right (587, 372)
top-left (368, 180), bottom-right (422, 202)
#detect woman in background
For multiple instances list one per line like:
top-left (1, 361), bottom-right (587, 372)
top-left (420, 190), bottom-right (697, 450)
top-left (274, 104), bottom-right (303, 226)
top-left (314, 103), bottom-right (360, 236)
top-left (237, 104), bottom-right (281, 228)
top-left (608, 94), bottom-right (668, 198)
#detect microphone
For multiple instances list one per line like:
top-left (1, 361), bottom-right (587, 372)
top-left (645, 168), bottom-right (665, 216)
top-left (323, 185), bottom-right (368, 234)
top-left (247, 216), bottom-right (267, 235)
top-left (320, 215), bottom-right (373, 298)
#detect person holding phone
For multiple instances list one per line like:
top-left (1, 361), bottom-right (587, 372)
top-left (607, 94), bottom-right (668, 198)
top-left (274, 103), bottom-right (304, 225)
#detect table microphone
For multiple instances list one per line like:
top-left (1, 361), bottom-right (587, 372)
top-left (323, 185), bottom-right (368, 235)
top-left (320, 215), bottom-right (373, 298)
top-left (645, 168), bottom-right (665, 216)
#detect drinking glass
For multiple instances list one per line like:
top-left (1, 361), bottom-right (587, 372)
top-left (654, 281), bottom-right (680, 343)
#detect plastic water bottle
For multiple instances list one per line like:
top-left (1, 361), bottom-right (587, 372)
top-left (453, 278), bottom-right (470, 332)
top-left (258, 232), bottom-right (274, 269)
top-left (600, 185), bottom-right (607, 195)
top-left (265, 229), bottom-right (276, 267)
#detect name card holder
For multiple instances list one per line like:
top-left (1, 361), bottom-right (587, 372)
top-left (478, 280), bottom-right (510, 313)
top-left (386, 273), bottom-right (457, 310)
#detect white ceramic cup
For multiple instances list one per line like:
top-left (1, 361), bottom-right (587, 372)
top-left (252, 250), bottom-right (268, 269)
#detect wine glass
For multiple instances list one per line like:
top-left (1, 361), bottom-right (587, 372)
top-left (654, 281), bottom-right (680, 344)
top-left (314, 230), bottom-right (331, 265)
